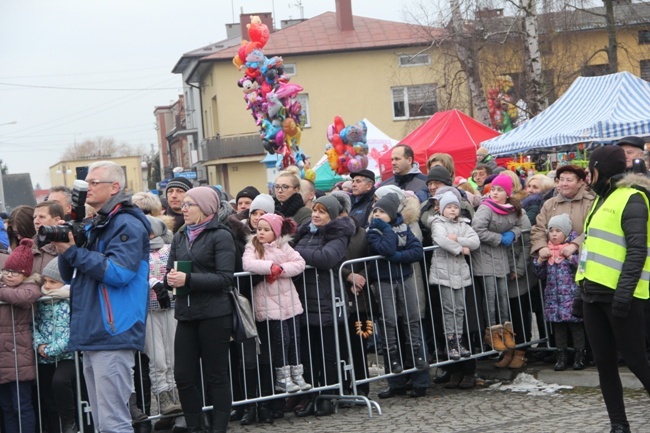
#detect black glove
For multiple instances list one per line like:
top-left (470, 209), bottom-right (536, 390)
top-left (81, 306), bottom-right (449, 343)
top-left (571, 297), bottom-right (583, 319)
top-left (153, 282), bottom-right (171, 309)
top-left (611, 298), bottom-right (631, 319)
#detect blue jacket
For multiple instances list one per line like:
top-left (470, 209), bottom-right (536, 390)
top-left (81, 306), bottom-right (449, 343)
top-left (366, 214), bottom-right (423, 281)
top-left (59, 192), bottom-right (151, 352)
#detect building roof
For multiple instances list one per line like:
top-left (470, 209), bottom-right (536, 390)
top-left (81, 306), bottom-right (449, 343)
top-left (202, 12), bottom-right (442, 61)
top-left (172, 35), bottom-right (242, 74)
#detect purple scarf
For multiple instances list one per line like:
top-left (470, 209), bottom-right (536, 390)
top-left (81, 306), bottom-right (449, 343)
top-left (482, 198), bottom-right (516, 215)
top-left (186, 214), bottom-right (214, 244)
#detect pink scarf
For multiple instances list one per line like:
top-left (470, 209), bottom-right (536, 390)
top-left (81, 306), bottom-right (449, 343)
top-left (482, 198), bottom-right (516, 215)
top-left (547, 241), bottom-right (569, 265)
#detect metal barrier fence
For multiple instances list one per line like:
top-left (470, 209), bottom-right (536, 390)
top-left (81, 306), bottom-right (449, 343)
top-left (0, 231), bottom-right (556, 431)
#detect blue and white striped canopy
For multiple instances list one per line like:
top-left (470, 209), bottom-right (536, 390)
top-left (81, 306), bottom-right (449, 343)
top-left (483, 72), bottom-right (650, 156)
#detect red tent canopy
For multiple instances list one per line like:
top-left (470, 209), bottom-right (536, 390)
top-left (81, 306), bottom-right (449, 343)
top-left (378, 109), bottom-right (500, 181)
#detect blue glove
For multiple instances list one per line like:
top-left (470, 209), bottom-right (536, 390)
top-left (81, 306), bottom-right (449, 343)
top-left (388, 251), bottom-right (403, 262)
top-left (500, 231), bottom-right (515, 247)
top-left (370, 218), bottom-right (390, 231)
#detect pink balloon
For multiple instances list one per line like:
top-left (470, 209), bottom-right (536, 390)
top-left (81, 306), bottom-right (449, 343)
top-left (359, 155), bottom-right (369, 169)
top-left (347, 158), bottom-right (362, 173)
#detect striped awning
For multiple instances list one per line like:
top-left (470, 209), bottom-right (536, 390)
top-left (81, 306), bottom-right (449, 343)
top-left (483, 71), bottom-right (650, 155)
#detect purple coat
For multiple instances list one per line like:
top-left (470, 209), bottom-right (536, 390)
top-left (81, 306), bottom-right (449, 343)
top-left (533, 232), bottom-right (582, 323)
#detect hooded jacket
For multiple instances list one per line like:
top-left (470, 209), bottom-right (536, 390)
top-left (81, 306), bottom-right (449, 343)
top-left (366, 214), bottom-right (423, 281)
top-left (293, 217), bottom-right (355, 326)
top-left (429, 215), bottom-right (480, 289)
top-left (0, 273), bottom-right (42, 383)
top-left (242, 235), bottom-right (306, 322)
top-left (379, 162), bottom-right (428, 202)
top-left (33, 284), bottom-right (74, 364)
top-left (59, 192), bottom-right (151, 352)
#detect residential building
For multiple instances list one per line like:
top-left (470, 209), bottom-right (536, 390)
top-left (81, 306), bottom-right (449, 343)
top-left (49, 156), bottom-right (146, 193)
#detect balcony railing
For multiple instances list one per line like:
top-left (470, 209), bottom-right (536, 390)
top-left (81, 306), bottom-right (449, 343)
top-left (200, 133), bottom-right (264, 161)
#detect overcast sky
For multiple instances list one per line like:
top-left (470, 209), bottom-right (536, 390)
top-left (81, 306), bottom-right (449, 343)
top-left (0, 0), bottom-right (414, 189)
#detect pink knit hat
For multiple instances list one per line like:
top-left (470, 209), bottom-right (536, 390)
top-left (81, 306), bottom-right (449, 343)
top-left (258, 213), bottom-right (296, 239)
top-left (185, 187), bottom-right (220, 215)
top-left (490, 174), bottom-right (513, 197)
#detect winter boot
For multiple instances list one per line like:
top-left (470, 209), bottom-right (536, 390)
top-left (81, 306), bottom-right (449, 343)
top-left (502, 322), bottom-right (517, 349)
top-left (484, 325), bottom-right (507, 351)
top-left (290, 364), bottom-right (312, 391)
top-left (457, 335), bottom-right (471, 358)
top-left (275, 366), bottom-right (300, 393)
top-left (129, 392), bottom-right (149, 423)
top-left (211, 411), bottom-right (230, 433)
top-left (61, 420), bottom-right (78, 433)
top-left (495, 348), bottom-right (515, 368)
top-left (446, 337), bottom-right (461, 361)
top-left (554, 350), bottom-right (568, 371)
top-left (388, 351), bottom-right (403, 374)
top-left (508, 349), bottom-right (528, 369)
top-left (159, 390), bottom-right (183, 416)
top-left (573, 349), bottom-right (586, 370)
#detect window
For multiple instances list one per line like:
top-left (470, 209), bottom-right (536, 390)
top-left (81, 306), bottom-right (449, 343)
top-left (398, 53), bottom-right (430, 67)
top-left (283, 64), bottom-right (296, 76)
top-left (392, 84), bottom-right (438, 119)
top-left (295, 94), bottom-right (310, 127)
top-left (642, 60), bottom-right (650, 82)
top-left (582, 64), bottom-right (610, 77)
top-left (639, 30), bottom-right (650, 44)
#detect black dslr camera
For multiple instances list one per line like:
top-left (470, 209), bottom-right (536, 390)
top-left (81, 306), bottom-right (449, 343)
top-left (39, 180), bottom-right (88, 247)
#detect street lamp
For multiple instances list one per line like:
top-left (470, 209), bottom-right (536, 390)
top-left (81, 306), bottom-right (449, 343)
top-left (56, 165), bottom-right (73, 188)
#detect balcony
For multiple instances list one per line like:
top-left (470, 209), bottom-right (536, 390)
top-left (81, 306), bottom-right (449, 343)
top-left (201, 133), bottom-right (265, 161)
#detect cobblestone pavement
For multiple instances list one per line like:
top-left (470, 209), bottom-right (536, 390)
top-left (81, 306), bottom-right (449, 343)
top-left (221, 376), bottom-right (649, 433)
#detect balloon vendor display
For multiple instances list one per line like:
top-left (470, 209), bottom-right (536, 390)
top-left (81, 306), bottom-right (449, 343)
top-left (233, 16), bottom-right (313, 180)
top-left (487, 75), bottom-right (522, 133)
top-left (324, 116), bottom-right (369, 175)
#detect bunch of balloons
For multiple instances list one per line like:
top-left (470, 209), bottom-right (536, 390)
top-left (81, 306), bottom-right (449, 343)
top-left (233, 16), bottom-right (307, 172)
top-left (324, 116), bottom-right (369, 175)
top-left (487, 75), bottom-right (521, 133)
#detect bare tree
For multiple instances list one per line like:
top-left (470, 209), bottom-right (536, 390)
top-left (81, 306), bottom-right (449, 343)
top-left (61, 137), bottom-right (146, 161)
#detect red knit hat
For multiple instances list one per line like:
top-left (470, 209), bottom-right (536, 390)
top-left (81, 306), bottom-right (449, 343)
top-left (4, 238), bottom-right (34, 276)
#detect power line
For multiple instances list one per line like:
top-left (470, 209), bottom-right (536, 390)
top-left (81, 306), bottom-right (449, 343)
top-left (0, 82), bottom-right (179, 91)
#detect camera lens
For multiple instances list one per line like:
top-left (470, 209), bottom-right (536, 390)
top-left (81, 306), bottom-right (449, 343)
top-left (38, 225), bottom-right (72, 243)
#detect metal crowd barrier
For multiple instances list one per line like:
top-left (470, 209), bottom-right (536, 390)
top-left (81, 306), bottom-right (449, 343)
top-left (0, 231), bottom-right (555, 431)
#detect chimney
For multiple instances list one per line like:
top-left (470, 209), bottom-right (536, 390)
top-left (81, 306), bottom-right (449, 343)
top-left (336, 0), bottom-right (354, 31)
top-left (239, 12), bottom-right (274, 41)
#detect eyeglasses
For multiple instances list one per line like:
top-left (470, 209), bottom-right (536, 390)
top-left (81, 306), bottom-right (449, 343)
top-left (1, 270), bottom-right (22, 277)
top-left (85, 179), bottom-right (114, 187)
top-left (180, 202), bottom-right (199, 210)
top-left (273, 184), bottom-right (295, 191)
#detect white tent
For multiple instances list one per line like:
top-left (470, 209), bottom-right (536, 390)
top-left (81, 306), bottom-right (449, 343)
top-left (313, 118), bottom-right (399, 177)
top-left (483, 72), bottom-right (650, 155)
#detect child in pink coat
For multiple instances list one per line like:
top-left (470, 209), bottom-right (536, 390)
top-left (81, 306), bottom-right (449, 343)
top-left (242, 213), bottom-right (310, 394)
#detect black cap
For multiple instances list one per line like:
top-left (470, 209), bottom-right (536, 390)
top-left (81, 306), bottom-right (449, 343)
top-left (616, 136), bottom-right (645, 151)
top-left (236, 186), bottom-right (260, 204)
top-left (589, 145), bottom-right (627, 180)
top-left (350, 169), bottom-right (375, 183)
top-left (426, 166), bottom-right (452, 186)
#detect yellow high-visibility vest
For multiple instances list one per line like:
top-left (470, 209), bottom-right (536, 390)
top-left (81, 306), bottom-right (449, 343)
top-left (575, 187), bottom-right (650, 299)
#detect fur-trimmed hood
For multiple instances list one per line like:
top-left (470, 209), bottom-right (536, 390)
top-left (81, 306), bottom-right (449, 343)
top-left (399, 195), bottom-right (421, 226)
top-left (616, 172), bottom-right (650, 192)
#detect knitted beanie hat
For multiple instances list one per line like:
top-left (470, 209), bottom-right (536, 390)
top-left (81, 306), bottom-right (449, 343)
top-left (548, 213), bottom-right (572, 238)
top-left (4, 238), bottom-right (34, 276)
top-left (185, 186), bottom-right (220, 216)
top-left (426, 166), bottom-right (452, 186)
top-left (165, 177), bottom-right (193, 197)
top-left (42, 259), bottom-right (63, 283)
top-left (374, 193), bottom-right (400, 223)
top-left (490, 174), bottom-right (513, 197)
top-left (249, 193), bottom-right (275, 215)
top-left (375, 185), bottom-right (405, 202)
top-left (439, 191), bottom-right (460, 214)
top-left (313, 195), bottom-right (341, 221)
top-left (236, 186), bottom-right (260, 204)
top-left (330, 191), bottom-right (352, 215)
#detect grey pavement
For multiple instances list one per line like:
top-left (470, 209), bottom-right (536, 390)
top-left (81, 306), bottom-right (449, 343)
top-left (213, 359), bottom-right (649, 433)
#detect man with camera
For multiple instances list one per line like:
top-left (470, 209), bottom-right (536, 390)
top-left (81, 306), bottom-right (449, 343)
top-left (51, 161), bottom-right (151, 433)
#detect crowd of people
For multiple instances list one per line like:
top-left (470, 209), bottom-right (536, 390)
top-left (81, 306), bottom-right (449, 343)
top-left (0, 136), bottom-right (648, 433)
